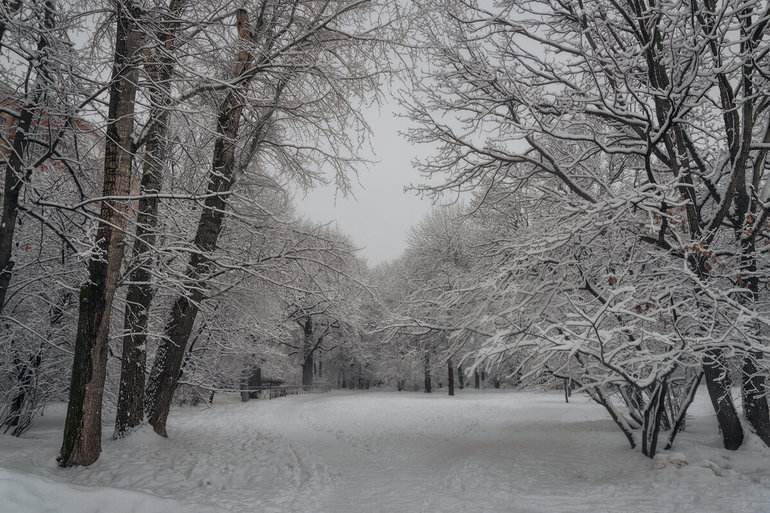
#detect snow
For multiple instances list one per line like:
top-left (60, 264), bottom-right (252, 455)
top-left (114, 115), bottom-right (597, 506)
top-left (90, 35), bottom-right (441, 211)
top-left (1, 389), bottom-right (769, 513)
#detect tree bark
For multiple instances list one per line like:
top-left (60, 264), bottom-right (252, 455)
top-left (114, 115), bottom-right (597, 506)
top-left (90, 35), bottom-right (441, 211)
top-left (145, 9), bottom-right (254, 437)
top-left (735, 245), bottom-right (770, 445)
top-left (58, 0), bottom-right (142, 467)
top-left (702, 349), bottom-right (744, 450)
top-left (474, 369), bottom-right (480, 389)
top-left (457, 364), bottom-right (464, 389)
top-left (447, 359), bottom-right (454, 396)
top-left (641, 380), bottom-right (667, 458)
top-left (742, 351), bottom-right (770, 445)
top-left (423, 350), bottom-right (431, 393)
top-left (3, 350), bottom-right (41, 435)
top-left (302, 317), bottom-right (313, 387)
top-left (114, 0), bottom-right (185, 440)
top-left (0, 0), bottom-right (55, 315)
top-left (665, 372), bottom-right (703, 450)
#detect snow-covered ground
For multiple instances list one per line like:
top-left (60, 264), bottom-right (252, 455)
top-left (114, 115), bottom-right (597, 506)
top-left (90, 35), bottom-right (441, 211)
top-left (1, 389), bottom-right (769, 513)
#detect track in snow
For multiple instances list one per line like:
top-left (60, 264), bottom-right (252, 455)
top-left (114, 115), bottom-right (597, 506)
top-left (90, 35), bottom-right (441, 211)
top-left (1, 389), bottom-right (769, 512)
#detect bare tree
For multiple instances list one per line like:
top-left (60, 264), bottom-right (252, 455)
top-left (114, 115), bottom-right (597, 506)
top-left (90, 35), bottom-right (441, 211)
top-left (405, 0), bottom-right (770, 451)
top-left (114, 0), bottom-right (187, 439)
top-left (144, 0), bottom-right (392, 436)
top-left (59, 0), bottom-right (144, 467)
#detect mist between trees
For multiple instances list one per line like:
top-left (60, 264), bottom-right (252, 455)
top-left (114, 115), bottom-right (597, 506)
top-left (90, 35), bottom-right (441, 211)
top-left (1, 0), bottom-right (770, 468)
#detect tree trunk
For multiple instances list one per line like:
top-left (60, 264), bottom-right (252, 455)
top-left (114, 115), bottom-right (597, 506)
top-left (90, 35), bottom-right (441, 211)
top-left (114, 0), bottom-right (186, 440)
top-left (423, 351), bottom-right (431, 393)
top-left (447, 359), bottom-right (454, 396)
top-left (738, 250), bottom-right (770, 446)
top-left (665, 372), bottom-right (703, 450)
top-left (302, 356), bottom-right (314, 387)
top-left (702, 349), bottom-right (744, 450)
top-left (3, 351), bottom-right (41, 434)
top-left (0, 1), bottom-right (55, 315)
top-left (590, 386), bottom-right (637, 449)
top-left (301, 316), bottom-right (313, 387)
top-left (474, 369), bottom-right (480, 389)
top-left (59, 0), bottom-right (142, 467)
top-left (144, 10), bottom-right (254, 437)
top-left (457, 364), bottom-right (464, 389)
top-left (742, 352), bottom-right (770, 445)
top-left (641, 380), bottom-right (667, 458)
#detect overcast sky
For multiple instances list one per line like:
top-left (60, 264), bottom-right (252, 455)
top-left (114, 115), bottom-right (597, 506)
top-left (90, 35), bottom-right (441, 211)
top-left (292, 101), bottom-right (434, 267)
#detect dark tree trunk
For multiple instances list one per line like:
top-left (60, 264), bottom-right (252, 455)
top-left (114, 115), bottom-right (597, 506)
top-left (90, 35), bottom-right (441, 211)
top-left (423, 351), bottom-right (431, 393)
top-left (144, 10), bottom-right (255, 437)
top-left (59, 0), bottom-right (142, 467)
top-left (641, 380), bottom-right (667, 458)
top-left (301, 317), bottom-right (313, 387)
top-left (0, 1), bottom-right (55, 315)
top-left (591, 386), bottom-right (637, 449)
top-left (115, 0), bottom-right (186, 440)
top-left (145, 296), bottom-right (200, 436)
top-left (665, 372), bottom-right (703, 450)
top-left (742, 352), bottom-right (770, 445)
top-left (447, 359), bottom-right (454, 396)
top-left (702, 349), bottom-right (744, 450)
top-left (303, 356), bottom-right (314, 387)
top-left (457, 365), bottom-right (464, 389)
top-left (3, 351), bottom-right (41, 434)
top-left (474, 369), bottom-right (480, 389)
top-left (737, 249), bottom-right (770, 446)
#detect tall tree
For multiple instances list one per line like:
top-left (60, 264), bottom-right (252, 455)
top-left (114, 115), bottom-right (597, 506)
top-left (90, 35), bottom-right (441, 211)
top-left (59, 0), bottom-right (144, 467)
top-left (1, 0), bottom-right (57, 314)
top-left (145, 6), bottom-right (256, 437)
top-left (145, 0), bottom-right (393, 437)
top-left (114, 0), bottom-right (187, 439)
top-left (406, 0), bottom-right (770, 451)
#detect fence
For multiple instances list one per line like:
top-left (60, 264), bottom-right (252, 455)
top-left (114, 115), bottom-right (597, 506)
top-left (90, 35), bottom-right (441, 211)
top-left (240, 384), bottom-right (331, 402)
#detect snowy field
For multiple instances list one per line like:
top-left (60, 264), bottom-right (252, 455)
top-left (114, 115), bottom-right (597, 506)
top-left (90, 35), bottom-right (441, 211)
top-left (1, 389), bottom-right (769, 513)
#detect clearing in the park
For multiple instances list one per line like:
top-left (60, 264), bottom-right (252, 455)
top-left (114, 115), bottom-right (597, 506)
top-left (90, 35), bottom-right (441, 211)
top-left (1, 389), bottom-right (769, 513)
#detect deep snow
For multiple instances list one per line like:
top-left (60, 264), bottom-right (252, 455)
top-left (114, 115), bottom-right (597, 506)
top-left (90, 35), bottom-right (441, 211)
top-left (1, 389), bottom-right (769, 513)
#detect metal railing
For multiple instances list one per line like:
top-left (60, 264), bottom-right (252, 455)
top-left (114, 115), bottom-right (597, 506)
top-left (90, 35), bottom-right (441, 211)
top-left (240, 384), bottom-right (331, 401)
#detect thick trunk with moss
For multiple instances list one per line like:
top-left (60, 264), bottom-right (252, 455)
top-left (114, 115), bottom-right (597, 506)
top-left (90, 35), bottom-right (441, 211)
top-left (58, 1), bottom-right (142, 467)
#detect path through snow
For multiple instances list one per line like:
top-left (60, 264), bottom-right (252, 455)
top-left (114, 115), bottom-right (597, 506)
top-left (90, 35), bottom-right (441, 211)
top-left (1, 390), bottom-right (769, 512)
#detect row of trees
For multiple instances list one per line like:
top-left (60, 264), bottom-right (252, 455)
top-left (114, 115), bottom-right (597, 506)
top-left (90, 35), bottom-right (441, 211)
top-left (0, 0), bottom-right (398, 466)
top-left (3, 0), bottom-right (770, 469)
top-left (376, 0), bottom-right (770, 459)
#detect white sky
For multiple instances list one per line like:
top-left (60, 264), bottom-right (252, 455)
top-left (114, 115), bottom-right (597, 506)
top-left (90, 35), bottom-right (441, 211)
top-left (292, 101), bottom-right (434, 267)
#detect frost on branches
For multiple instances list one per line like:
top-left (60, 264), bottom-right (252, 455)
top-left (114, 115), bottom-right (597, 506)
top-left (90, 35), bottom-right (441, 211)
top-left (397, 0), bottom-right (770, 455)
